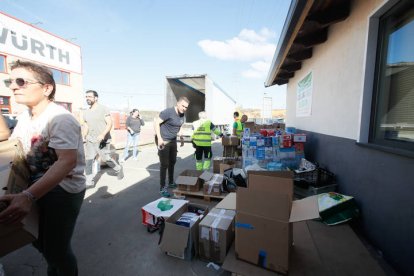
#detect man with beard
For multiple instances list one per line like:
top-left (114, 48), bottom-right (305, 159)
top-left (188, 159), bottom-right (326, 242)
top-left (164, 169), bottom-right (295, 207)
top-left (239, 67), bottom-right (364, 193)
top-left (154, 97), bottom-right (190, 197)
top-left (80, 90), bottom-right (123, 188)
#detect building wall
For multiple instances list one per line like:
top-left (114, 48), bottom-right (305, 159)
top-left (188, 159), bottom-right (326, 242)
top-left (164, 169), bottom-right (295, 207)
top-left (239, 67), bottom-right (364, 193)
top-left (285, 0), bottom-right (414, 275)
top-left (286, 0), bottom-right (384, 140)
top-left (0, 12), bottom-right (83, 116)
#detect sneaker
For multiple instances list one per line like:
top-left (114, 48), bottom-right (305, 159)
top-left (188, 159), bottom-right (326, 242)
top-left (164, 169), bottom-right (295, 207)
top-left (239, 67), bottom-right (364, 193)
top-left (159, 187), bottom-right (171, 197)
top-left (133, 157), bottom-right (138, 161)
top-left (168, 183), bottom-right (177, 189)
top-left (117, 165), bottom-right (124, 180)
top-left (120, 158), bottom-right (126, 163)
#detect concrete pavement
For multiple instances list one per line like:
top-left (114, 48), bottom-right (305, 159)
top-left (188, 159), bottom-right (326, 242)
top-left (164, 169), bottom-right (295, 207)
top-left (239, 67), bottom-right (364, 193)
top-left (1, 141), bottom-right (229, 276)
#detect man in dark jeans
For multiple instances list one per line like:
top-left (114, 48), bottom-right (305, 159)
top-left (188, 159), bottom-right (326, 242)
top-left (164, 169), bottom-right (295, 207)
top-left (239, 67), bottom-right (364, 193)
top-left (154, 97), bottom-right (190, 197)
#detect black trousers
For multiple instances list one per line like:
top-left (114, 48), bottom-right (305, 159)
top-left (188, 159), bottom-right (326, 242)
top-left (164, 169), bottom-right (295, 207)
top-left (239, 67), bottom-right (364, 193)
top-left (194, 145), bottom-right (212, 160)
top-left (158, 141), bottom-right (177, 188)
top-left (33, 185), bottom-right (85, 276)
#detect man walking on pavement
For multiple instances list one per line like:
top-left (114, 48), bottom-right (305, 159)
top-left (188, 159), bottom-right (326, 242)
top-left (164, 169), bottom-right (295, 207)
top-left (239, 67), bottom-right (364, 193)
top-left (80, 90), bottom-right (124, 188)
top-left (154, 96), bottom-right (190, 197)
top-left (192, 111), bottom-right (223, 171)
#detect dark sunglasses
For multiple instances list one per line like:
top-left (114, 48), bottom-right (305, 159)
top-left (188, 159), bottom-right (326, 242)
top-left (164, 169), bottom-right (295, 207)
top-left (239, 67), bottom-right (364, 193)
top-left (3, 78), bottom-right (43, 88)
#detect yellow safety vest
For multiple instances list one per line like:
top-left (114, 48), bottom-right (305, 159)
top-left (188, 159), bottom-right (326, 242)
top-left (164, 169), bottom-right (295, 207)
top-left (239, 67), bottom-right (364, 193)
top-left (235, 119), bottom-right (243, 138)
top-left (192, 120), bottom-right (220, 146)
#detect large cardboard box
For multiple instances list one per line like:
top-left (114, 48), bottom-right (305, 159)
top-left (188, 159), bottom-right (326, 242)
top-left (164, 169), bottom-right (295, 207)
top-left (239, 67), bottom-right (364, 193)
top-left (159, 203), bottom-right (209, 260)
top-left (235, 171), bottom-right (319, 274)
top-left (199, 208), bottom-right (236, 263)
top-left (0, 139), bottom-right (38, 257)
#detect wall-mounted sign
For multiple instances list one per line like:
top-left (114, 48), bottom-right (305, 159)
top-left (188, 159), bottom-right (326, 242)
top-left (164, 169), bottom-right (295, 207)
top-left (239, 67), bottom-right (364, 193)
top-left (0, 12), bottom-right (82, 74)
top-left (296, 71), bottom-right (312, 117)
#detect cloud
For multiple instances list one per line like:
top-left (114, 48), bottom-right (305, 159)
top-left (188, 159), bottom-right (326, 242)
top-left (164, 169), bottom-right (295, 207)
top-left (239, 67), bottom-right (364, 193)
top-left (242, 61), bottom-right (271, 79)
top-left (198, 28), bottom-right (276, 79)
top-left (198, 28), bottom-right (276, 61)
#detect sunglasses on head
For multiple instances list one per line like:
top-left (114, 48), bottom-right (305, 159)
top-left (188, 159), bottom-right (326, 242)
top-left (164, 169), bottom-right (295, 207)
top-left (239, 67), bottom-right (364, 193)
top-left (3, 78), bottom-right (43, 88)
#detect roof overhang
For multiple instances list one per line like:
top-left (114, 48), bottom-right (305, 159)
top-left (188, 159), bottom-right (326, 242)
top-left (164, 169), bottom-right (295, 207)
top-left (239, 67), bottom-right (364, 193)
top-left (265, 0), bottom-right (352, 87)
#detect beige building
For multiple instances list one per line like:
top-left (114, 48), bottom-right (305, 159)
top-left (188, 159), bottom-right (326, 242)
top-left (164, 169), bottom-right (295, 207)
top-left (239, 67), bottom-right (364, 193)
top-left (266, 0), bottom-right (413, 275)
top-left (0, 11), bottom-right (83, 116)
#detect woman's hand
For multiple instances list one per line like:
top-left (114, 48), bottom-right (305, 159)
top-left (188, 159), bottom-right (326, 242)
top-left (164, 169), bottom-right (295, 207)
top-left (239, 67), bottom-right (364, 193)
top-left (0, 193), bottom-right (33, 225)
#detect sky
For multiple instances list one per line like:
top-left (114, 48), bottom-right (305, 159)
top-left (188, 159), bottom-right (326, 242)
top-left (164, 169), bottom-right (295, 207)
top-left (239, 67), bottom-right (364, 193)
top-left (0, 0), bottom-right (291, 111)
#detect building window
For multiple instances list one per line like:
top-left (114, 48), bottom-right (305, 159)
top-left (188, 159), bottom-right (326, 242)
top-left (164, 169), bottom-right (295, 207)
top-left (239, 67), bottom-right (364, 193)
top-left (50, 68), bottom-right (70, 85)
top-left (370, 0), bottom-right (414, 152)
top-left (0, 55), bottom-right (6, 73)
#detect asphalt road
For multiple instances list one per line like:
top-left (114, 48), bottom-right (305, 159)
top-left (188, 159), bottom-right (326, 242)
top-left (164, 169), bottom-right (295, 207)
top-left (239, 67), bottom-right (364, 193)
top-left (1, 141), bottom-right (230, 276)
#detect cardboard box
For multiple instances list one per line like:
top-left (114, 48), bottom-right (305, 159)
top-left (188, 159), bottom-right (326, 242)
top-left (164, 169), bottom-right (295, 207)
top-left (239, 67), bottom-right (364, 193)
top-left (176, 170), bottom-right (203, 192)
top-left (294, 142), bottom-right (305, 154)
top-left (244, 122), bottom-right (255, 130)
top-left (223, 145), bottom-right (240, 158)
top-left (159, 203), bottom-right (209, 260)
top-left (222, 136), bottom-right (239, 146)
top-left (199, 208), bottom-right (236, 263)
top-left (219, 163), bottom-right (234, 174)
top-left (203, 174), bottom-right (224, 196)
top-left (293, 134), bottom-right (307, 143)
top-left (141, 197), bottom-right (188, 227)
top-left (0, 139), bottom-right (38, 257)
top-left (213, 157), bottom-right (242, 174)
top-left (235, 171), bottom-right (319, 274)
top-left (199, 171), bottom-right (214, 183)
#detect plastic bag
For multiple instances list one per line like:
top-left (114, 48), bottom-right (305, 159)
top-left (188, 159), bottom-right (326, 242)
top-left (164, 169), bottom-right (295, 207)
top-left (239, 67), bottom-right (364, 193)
top-left (156, 199), bottom-right (173, 211)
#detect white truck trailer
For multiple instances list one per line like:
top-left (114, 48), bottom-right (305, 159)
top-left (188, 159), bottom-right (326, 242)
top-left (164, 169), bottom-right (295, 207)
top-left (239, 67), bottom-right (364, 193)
top-left (165, 74), bottom-right (236, 140)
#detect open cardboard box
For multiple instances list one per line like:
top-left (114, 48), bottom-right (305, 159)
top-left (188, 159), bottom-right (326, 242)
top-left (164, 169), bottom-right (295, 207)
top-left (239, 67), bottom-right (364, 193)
top-left (235, 170), bottom-right (319, 274)
top-left (0, 139), bottom-right (38, 257)
top-left (213, 157), bottom-right (242, 174)
top-left (175, 170), bottom-right (213, 192)
top-left (159, 202), bottom-right (209, 260)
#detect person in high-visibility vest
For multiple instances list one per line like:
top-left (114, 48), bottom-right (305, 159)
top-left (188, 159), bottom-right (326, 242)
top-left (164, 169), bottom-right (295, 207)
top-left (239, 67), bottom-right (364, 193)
top-left (233, 112), bottom-right (248, 138)
top-left (192, 111), bottom-right (223, 170)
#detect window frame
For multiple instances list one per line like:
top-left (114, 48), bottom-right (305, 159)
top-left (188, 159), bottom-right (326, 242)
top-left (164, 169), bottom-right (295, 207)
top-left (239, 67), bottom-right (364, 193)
top-left (49, 67), bottom-right (71, 86)
top-left (358, 0), bottom-right (414, 157)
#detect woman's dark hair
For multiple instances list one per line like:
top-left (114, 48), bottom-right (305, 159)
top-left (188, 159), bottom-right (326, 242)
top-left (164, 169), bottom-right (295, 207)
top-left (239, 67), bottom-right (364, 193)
top-left (10, 60), bottom-right (56, 100)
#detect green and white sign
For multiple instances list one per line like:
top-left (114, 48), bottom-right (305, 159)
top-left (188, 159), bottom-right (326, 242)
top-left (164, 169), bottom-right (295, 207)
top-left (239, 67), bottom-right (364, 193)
top-left (296, 72), bottom-right (313, 117)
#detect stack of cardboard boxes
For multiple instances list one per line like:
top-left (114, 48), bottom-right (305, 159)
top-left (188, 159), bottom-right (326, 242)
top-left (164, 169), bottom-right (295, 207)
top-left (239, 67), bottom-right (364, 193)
top-left (159, 169), bottom-right (323, 273)
top-left (221, 136), bottom-right (241, 157)
top-left (175, 170), bottom-right (228, 197)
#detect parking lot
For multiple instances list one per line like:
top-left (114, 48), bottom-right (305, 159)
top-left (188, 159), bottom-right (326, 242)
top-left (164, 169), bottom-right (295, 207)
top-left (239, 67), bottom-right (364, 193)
top-left (1, 141), bottom-right (227, 276)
